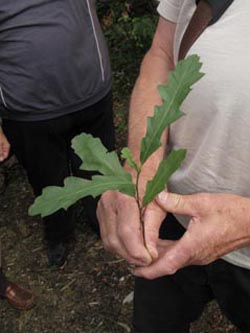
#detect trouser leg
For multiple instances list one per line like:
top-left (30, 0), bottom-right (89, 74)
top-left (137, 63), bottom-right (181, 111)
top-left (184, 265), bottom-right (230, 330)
top-left (208, 259), bottom-right (250, 333)
top-left (133, 276), bottom-right (192, 333)
top-left (3, 117), bottom-right (74, 242)
top-left (3, 91), bottom-right (114, 240)
top-left (0, 268), bottom-right (8, 295)
top-left (132, 214), bottom-right (214, 333)
top-left (69, 91), bottom-right (115, 232)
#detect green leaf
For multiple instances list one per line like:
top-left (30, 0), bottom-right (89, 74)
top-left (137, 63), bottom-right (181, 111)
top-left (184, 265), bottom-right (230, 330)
top-left (142, 149), bottom-right (187, 207)
top-left (29, 175), bottom-right (136, 218)
top-left (140, 55), bottom-right (204, 164)
top-left (121, 147), bottom-right (140, 172)
top-left (72, 133), bottom-right (127, 178)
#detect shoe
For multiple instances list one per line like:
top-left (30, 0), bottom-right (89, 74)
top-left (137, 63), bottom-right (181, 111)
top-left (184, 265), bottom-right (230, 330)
top-left (2, 282), bottom-right (35, 310)
top-left (47, 240), bottom-right (69, 268)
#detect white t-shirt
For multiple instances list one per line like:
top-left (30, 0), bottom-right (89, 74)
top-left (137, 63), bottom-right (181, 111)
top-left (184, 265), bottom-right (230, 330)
top-left (158, 0), bottom-right (250, 270)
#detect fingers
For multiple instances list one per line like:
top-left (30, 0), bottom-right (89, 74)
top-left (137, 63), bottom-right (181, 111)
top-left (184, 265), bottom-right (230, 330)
top-left (117, 206), bottom-right (153, 265)
top-left (0, 134), bottom-right (10, 162)
top-left (97, 190), bottom-right (152, 266)
top-left (134, 238), bottom-right (191, 279)
top-left (143, 200), bottom-right (166, 260)
top-left (0, 147), bottom-right (4, 162)
top-left (0, 143), bottom-right (10, 161)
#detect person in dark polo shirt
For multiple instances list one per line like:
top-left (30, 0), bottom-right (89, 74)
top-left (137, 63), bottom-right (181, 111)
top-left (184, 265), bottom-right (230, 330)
top-left (0, 1), bottom-right (114, 268)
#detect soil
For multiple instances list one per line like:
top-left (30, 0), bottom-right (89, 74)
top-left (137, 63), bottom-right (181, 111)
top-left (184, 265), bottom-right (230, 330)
top-left (0, 104), bottom-right (240, 333)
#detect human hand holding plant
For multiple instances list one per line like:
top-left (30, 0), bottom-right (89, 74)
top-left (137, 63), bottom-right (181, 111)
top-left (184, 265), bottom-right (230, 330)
top-left (134, 191), bottom-right (250, 278)
top-left (97, 152), bottom-right (171, 266)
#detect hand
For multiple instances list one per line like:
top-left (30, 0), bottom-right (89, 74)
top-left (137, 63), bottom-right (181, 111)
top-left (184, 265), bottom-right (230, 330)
top-left (0, 128), bottom-right (10, 162)
top-left (134, 191), bottom-right (250, 279)
top-left (97, 188), bottom-right (166, 266)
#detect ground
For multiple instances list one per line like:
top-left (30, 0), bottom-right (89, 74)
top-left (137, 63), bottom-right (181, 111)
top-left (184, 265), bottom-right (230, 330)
top-left (0, 102), bottom-right (240, 333)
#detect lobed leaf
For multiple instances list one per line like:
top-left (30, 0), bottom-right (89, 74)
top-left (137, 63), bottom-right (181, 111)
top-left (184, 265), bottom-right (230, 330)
top-left (72, 133), bottom-right (127, 178)
top-left (29, 175), bottom-right (136, 218)
top-left (140, 55), bottom-right (204, 164)
top-left (142, 149), bottom-right (187, 207)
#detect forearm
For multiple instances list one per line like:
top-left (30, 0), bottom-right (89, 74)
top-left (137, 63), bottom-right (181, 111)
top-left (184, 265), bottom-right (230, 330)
top-left (128, 50), bottom-right (174, 154)
top-left (126, 18), bottom-right (176, 178)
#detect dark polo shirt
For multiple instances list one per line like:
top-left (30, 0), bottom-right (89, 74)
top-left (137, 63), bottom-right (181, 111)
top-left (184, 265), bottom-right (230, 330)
top-left (0, 0), bottom-right (112, 121)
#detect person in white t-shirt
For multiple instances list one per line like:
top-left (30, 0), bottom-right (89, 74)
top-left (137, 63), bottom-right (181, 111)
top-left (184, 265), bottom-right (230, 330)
top-left (97, 0), bottom-right (250, 332)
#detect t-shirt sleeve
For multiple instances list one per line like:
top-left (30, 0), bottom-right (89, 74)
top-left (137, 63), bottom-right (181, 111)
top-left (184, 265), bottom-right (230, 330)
top-left (157, 0), bottom-right (182, 23)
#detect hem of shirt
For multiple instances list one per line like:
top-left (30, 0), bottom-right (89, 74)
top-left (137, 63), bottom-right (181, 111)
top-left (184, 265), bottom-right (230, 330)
top-left (222, 253), bottom-right (250, 271)
top-left (157, 0), bottom-right (180, 23)
top-left (0, 82), bottom-right (112, 122)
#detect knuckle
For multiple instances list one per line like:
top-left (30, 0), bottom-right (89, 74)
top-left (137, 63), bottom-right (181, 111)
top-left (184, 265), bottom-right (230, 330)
top-left (102, 242), bottom-right (111, 252)
top-left (105, 238), bottom-right (120, 253)
top-left (98, 193), bottom-right (111, 210)
top-left (131, 251), bottom-right (145, 262)
top-left (101, 236), bottom-right (110, 250)
top-left (117, 223), bottom-right (134, 238)
top-left (164, 255), bottom-right (178, 275)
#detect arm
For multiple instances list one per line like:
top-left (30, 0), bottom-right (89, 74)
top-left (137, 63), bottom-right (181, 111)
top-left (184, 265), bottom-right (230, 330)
top-left (127, 17), bottom-right (176, 163)
top-left (134, 191), bottom-right (250, 279)
top-left (0, 125), bottom-right (10, 162)
top-left (97, 17), bottom-right (177, 265)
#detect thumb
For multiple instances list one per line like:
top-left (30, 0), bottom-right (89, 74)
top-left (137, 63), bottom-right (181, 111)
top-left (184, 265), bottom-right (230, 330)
top-left (156, 191), bottom-right (197, 217)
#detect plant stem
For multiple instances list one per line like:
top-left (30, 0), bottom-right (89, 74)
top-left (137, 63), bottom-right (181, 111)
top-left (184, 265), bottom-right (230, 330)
top-left (135, 169), bottom-right (146, 247)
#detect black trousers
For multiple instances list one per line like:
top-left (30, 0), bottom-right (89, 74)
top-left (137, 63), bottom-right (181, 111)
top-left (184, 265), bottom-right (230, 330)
top-left (3, 91), bottom-right (115, 242)
top-left (0, 268), bottom-right (8, 295)
top-left (133, 214), bottom-right (250, 333)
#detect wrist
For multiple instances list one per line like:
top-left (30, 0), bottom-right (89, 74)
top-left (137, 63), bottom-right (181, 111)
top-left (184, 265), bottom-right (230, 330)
top-left (242, 197), bottom-right (250, 239)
